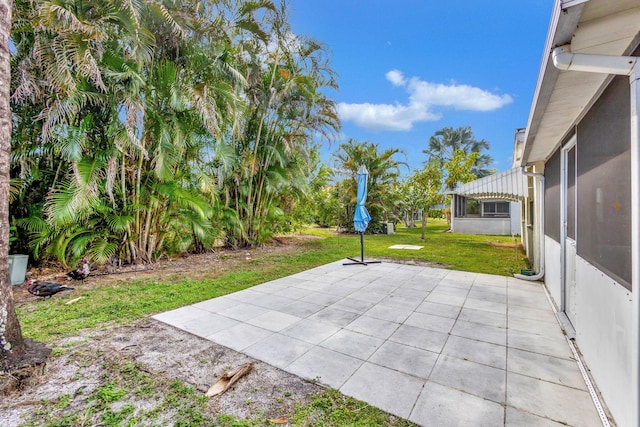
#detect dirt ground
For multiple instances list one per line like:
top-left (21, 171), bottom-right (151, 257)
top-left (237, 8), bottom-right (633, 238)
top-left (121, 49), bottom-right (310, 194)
top-left (0, 318), bottom-right (325, 426)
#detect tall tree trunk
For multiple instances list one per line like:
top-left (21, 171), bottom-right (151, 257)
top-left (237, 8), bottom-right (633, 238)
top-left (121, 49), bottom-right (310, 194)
top-left (0, 0), bottom-right (25, 359)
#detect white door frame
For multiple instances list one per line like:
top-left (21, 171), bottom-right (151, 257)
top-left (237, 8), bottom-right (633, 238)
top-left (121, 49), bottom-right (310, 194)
top-left (560, 135), bottom-right (577, 322)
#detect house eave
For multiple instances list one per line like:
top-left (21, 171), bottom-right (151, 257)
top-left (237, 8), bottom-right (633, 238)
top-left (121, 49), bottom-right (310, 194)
top-left (521, 0), bottom-right (640, 166)
top-left (520, 0), bottom-right (586, 165)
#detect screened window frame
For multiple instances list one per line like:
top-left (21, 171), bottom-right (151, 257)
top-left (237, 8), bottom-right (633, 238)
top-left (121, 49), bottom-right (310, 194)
top-left (482, 201), bottom-right (510, 218)
top-left (575, 74), bottom-right (631, 290)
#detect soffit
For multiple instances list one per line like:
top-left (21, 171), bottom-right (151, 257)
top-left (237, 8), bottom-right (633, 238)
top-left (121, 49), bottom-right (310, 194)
top-left (522, 0), bottom-right (640, 164)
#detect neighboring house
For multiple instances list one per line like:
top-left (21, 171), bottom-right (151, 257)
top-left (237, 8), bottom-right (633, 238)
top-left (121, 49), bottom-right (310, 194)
top-left (449, 167), bottom-right (524, 236)
top-left (516, 1), bottom-right (640, 426)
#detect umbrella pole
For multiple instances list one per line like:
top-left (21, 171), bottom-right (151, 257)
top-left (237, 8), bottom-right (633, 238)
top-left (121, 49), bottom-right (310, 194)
top-left (343, 231), bottom-right (381, 266)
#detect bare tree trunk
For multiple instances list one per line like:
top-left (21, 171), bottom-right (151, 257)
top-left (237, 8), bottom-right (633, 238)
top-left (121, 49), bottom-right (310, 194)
top-left (0, 0), bottom-right (25, 359)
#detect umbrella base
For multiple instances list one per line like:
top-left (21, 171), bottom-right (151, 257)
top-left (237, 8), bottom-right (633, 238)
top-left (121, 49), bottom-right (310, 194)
top-left (343, 257), bottom-right (381, 266)
top-left (343, 232), bottom-right (381, 266)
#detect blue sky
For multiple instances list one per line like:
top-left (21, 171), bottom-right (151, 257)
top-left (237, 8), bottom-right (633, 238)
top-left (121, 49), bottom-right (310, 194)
top-left (288, 0), bottom-right (554, 174)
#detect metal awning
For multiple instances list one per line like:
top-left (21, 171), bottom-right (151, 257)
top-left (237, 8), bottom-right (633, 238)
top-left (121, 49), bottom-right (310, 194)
top-left (451, 168), bottom-right (526, 201)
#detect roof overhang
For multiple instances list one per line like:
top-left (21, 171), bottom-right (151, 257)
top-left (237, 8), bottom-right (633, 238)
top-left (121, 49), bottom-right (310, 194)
top-left (520, 0), bottom-right (640, 165)
top-left (451, 168), bottom-right (526, 202)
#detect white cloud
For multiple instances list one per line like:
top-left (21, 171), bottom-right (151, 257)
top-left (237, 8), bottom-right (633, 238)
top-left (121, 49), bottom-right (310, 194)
top-left (386, 69), bottom-right (406, 86)
top-left (338, 102), bottom-right (440, 132)
top-left (407, 77), bottom-right (513, 112)
top-left (339, 70), bottom-right (513, 132)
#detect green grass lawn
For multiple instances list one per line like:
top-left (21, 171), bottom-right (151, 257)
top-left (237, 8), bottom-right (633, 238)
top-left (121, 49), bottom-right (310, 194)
top-left (17, 218), bottom-right (527, 343)
top-left (302, 219), bottom-right (527, 275)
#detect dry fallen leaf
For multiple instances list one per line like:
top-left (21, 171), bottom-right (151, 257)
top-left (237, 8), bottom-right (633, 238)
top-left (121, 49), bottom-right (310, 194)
top-left (269, 417), bottom-right (288, 424)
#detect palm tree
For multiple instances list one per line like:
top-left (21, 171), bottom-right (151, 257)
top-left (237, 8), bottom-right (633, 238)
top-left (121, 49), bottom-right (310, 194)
top-left (221, 3), bottom-right (340, 246)
top-left (10, 0), bottom-right (237, 263)
top-left (8, 0), bottom-right (340, 262)
top-left (333, 139), bottom-right (407, 231)
top-left (423, 126), bottom-right (493, 178)
top-left (1, 0), bottom-right (26, 360)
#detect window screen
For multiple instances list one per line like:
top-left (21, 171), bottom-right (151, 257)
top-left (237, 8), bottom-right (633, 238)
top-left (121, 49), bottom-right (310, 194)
top-left (483, 201), bottom-right (510, 217)
top-left (453, 195), bottom-right (467, 217)
top-left (545, 149), bottom-right (561, 243)
top-left (576, 75), bottom-right (631, 290)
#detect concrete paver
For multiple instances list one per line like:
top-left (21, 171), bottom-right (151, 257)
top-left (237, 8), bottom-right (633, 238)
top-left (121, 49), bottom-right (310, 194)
top-left (341, 362), bottom-right (425, 419)
top-left (368, 340), bottom-right (437, 378)
top-left (507, 347), bottom-right (587, 390)
top-left (505, 407), bottom-right (569, 426)
top-left (410, 381), bottom-right (505, 427)
top-left (286, 346), bottom-right (362, 389)
top-left (208, 323), bottom-right (272, 351)
top-left (415, 300), bottom-right (461, 318)
top-left (343, 315), bottom-right (400, 339)
top-left (308, 306), bottom-right (360, 327)
top-left (404, 311), bottom-right (456, 333)
top-left (278, 300), bottom-right (324, 318)
top-left (243, 333), bottom-right (313, 369)
top-left (450, 319), bottom-right (507, 346)
top-left (280, 318), bottom-right (340, 344)
top-left (320, 329), bottom-right (384, 359)
top-left (217, 303), bottom-right (269, 321)
top-left (153, 260), bottom-right (604, 427)
top-left (389, 324), bottom-right (449, 353)
top-left (430, 355), bottom-right (506, 403)
top-left (458, 307), bottom-right (507, 328)
top-left (508, 315), bottom-right (566, 339)
top-left (180, 313), bottom-right (239, 338)
top-left (507, 329), bottom-right (573, 360)
top-left (441, 335), bottom-right (506, 369)
top-left (507, 371), bottom-right (602, 427)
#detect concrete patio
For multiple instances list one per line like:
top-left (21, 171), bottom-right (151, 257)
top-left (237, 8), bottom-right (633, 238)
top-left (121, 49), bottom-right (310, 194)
top-left (153, 260), bottom-right (602, 426)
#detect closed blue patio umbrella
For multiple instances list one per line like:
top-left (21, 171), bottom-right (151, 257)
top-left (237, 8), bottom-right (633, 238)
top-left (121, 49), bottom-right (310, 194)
top-left (353, 165), bottom-right (371, 233)
top-left (344, 165), bottom-right (381, 266)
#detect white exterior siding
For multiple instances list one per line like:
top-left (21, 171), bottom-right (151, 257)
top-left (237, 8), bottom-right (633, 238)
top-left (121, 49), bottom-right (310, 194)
top-left (544, 236), bottom-right (562, 307)
top-left (544, 234), bottom-right (633, 426)
top-left (574, 257), bottom-right (633, 427)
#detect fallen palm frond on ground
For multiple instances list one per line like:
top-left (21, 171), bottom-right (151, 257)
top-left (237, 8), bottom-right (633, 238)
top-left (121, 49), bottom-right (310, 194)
top-left (207, 363), bottom-right (254, 398)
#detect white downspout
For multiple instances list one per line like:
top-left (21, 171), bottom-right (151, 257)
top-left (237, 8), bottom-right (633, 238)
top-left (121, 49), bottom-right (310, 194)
top-left (514, 171), bottom-right (545, 281)
top-left (551, 44), bottom-right (639, 427)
